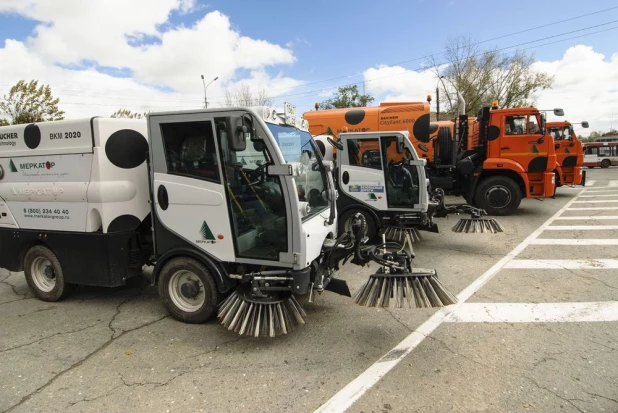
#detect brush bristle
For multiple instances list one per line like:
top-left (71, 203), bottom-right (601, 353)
top-left (218, 291), bottom-right (306, 337)
top-left (380, 226), bottom-right (422, 243)
top-left (353, 271), bottom-right (457, 308)
top-left (452, 218), bottom-right (503, 233)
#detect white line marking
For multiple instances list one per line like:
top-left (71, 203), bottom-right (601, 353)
top-left (545, 225), bottom-right (618, 230)
top-left (505, 259), bottom-right (618, 269)
top-left (584, 190), bottom-right (618, 194)
top-left (530, 239), bottom-right (618, 245)
top-left (573, 200), bottom-right (618, 203)
top-left (610, 180), bottom-right (618, 187)
top-left (567, 207), bottom-right (618, 211)
top-left (586, 180), bottom-right (596, 186)
top-left (555, 216), bottom-right (618, 220)
top-left (578, 194), bottom-right (618, 197)
top-left (586, 185), bottom-right (616, 190)
top-left (312, 189), bottom-right (585, 413)
top-left (446, 302), bottom-right (618, 323)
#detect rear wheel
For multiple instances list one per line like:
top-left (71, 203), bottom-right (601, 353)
top-left (435, 127), bottom-right (453, 165)
top-left (338, 208), bottom-right (377, 240)
top-left (24, 245), bottom-right (76, 301)
top-left (474, 176), bottom-right (522, 216)
top-left (158, 257), bottom-right (221, 324)
top-left (601, 159), bottom-right (611, 168)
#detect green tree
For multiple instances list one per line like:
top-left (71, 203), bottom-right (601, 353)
top-left (110, 109), bottom-right (148, 119)
top-left (319, 85), bottom-right (375, 109)
top-left (0, 118), bottom-right (9, 126)
top-left (0, 80), bottom-right (65, 124)
top-left (430, 36), bottom-right (554, 116)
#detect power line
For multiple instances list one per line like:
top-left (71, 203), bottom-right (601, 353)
top-left (263, 5), bottom-right (618, 95)
top-left (262, 20), bottom-right (618, 105)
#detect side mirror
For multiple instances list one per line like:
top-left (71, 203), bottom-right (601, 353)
top-left (396, 135), bottom-right (405, 154)
top-left (226, 115), bottom-right (252, 151)
top-left (554, 108), bottom-right (564, 116)
top-left (582, 121), bottom-right (589, 128)
top-left (327, 136), bottom-right (343, 151)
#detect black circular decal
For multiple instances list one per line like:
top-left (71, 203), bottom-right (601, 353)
top-left (528, 157), bottom-right (548, 173)
top-left (24, 124), bottom-right (41, 149)
top-left (413, 113), bottom-right (430, 143)
top-left (107, 214), bottom-right (142, 233)
top-left (344, 110), bottom-right (365, 125)
top-left (105, 129), bottom-right (149, 169)
top-left (487, 125), bottom-right (500, 141)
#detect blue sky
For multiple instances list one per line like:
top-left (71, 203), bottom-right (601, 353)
top-left (0, 0), bottom-right (617, 132)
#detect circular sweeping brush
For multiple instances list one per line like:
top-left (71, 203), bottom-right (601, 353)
top-left (217, 284), bottom-right (306, 338)
top-left (379, 225), bottom-right (422, 243)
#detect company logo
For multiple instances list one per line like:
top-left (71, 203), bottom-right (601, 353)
top-left (197, 221), bottom-right (216, 244)
top-left (19, 161), bottom-right (55, 170)
top-left (9, 159), bottom-right (17, 172)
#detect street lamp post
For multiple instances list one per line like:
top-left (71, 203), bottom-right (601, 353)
top-left (201, 75), bottom-right (218, 108)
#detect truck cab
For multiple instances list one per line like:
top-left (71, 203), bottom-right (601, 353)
top-left (547, 120), bottom-right (588, 188)
top-left (426, 100), bottom-right (562, 216)
top-left (314, 131), bottom-right (430, 239)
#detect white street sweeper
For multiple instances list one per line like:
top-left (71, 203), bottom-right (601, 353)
top-left (0, 104), bottom-right (456, 337)
top-left (312, 132), bottom-right (503, 243)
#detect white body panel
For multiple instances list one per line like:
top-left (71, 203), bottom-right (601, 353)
top-left (0, 118), bottom-right (151, 233)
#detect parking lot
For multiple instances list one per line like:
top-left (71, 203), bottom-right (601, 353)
top-left (1, 168), bottom-right (617, 413)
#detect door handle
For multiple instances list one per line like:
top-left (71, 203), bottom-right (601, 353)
top-left (157, 185), bottom-right (169, 210)
top-left (501, 147), bottom-right (510, 150)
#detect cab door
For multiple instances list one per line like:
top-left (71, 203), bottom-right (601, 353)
top-left (338, 134), bottom-right (389, 211)
top-left (148, 112), bottom-right (291, 266)
top-left (500, 113), bottom-right (549, 174)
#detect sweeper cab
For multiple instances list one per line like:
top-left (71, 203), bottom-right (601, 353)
top-left (0, 103), bottom-right (457, 338)
top-left (312, 131), bottom-right (503, 242)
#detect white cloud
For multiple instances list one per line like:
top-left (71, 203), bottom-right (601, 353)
top-left (532, 45), bottom-right (618, 135)
top-left (363, 64), bottom-right (442, 103)
top-left (0, 1), bottom-right (301, 119)
top-left (361, 46), bottom-right (618, 136)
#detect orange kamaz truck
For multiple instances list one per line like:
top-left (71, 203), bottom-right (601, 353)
top-left (547, 120), bottom-right (589, 190)
top-left (429, 98), bottom-right (561, 215)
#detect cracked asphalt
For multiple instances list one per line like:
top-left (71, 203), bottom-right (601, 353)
top-left (1, 168), bottom-right (617, 413)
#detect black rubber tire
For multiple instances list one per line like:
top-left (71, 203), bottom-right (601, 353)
top-left (435, 127), bottom-right (453, 165)
top-left (474, 176), bottom-right (522, 216)
top-left (587, 166), bottom-right (594, 169)
top-left (158, 257), bottom-right (221, 324)
top-left (23, 245), bottom-right (76, 302)
top-left (552, 172), bottom-right (561, 196)
top-left (338, 208), bottom-right (377, 240)
top-left (601, 159), bottom-right (611, 168)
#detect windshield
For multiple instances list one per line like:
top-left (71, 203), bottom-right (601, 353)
top-left (266, 123), bottom-right (330, 220)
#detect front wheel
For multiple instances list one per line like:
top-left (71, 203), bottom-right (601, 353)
top-left (158, 257), bottom-right (222, 324)
top-left (601, 159), bottom-right (611, 168)
top-left (474, 176), bottom-right (522, 216)
top-left (338, 208), bottom-right (378, 240)
top-left (24, 245), bottom-right (76, 301)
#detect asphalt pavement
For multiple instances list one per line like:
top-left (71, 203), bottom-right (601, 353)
top-left (1, 168), bottom-right (617, 413)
